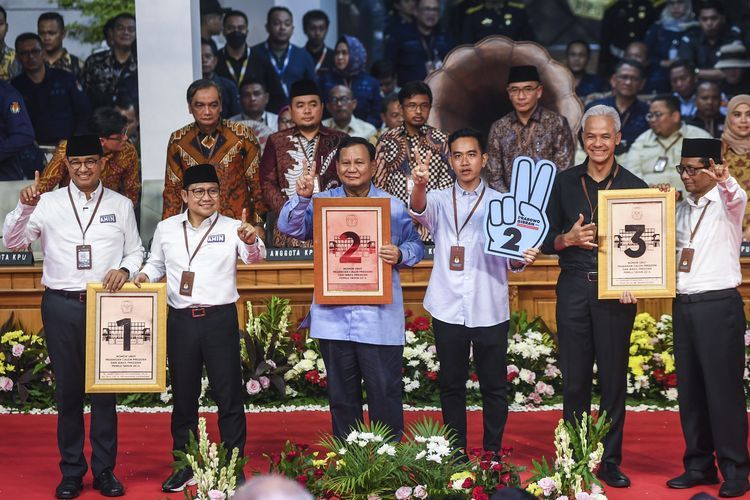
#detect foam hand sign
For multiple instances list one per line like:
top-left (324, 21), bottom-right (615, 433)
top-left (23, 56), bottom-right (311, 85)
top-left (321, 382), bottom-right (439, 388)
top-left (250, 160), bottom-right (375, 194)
top-left (485, 156), bottom-right (555, 259)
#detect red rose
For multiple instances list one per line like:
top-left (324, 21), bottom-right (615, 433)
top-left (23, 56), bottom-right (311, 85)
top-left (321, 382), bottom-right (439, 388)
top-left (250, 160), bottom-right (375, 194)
top-left (492, 463), bottom-right (503, 472)
top-left (406, 322), bottom-right (416, 331)
top-left (501, 446), bottom-right (514, 456)
top-left (482, 451), bottom-right (495, 461)
top-left (506, 372), bottom-right (518, 382)
top-left (296, 474), bottom-right (308, 484)
top-left (500, 473), bottom-right (511, 484)
top-left (319, 379), bottom-right (327, 388)
top-left (285, 451), bottom-right (298, 461)
top-left (653, 368), bottom-right (665, 382)
top-left (296, 443), bottom-right (309, 451)
top-left (469, 447), bottom-right (483, 457)
top-left (495, 483), bottom-right (506, 490)
top-left (462, 477), bottom-right (474, 488)
top-left (405, 309), bottom-right (414, 318)
top-left (314, 468), bottom-right (325, 478)
top-left (470, 372), bottom-right (479, 382)
top-left (426, 371), bottom-right (438, 381)
top-left (472, 486), bottom-right (488, 500)
top-left (290, 332), bottom-right (303, 344)
top-left (665, 373), bottom-right (678, 388)
top-left (413, 317), bottom-right (430, 331)
top-left (480, 461), bottom-right (490, 470)
top-left (305, 371), bottom-right (320, 383)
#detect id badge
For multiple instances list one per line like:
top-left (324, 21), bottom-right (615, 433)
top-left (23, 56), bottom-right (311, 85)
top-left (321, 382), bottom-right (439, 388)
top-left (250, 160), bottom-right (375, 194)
top-left (405, 174), bottom-right (414, 197)
top-left (179, 270), bottom-right (195, 296)
top-left (653, 156), bottom-right (668, 173)
top-left (313, 175), bottom-right (321, 194)
top-left (678, 248), bottom-right (694, 273)
top-left (449, 245), bottom-right (465, 271)
top-left (76, 244), bottom-right (92, 270)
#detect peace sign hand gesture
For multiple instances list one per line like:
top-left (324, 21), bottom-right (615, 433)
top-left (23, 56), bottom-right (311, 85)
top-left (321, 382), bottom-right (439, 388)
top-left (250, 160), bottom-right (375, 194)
top-left (20, 170), bottom-right (41, 206)
top-left (486, 157), bottom-right (556, 258)
top-left (411, 147), bottom-right (432, 186)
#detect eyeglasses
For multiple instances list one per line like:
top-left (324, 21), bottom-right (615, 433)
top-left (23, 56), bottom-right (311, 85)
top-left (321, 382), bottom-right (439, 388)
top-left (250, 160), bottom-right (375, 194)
top-left (187, 187), bottom-right (220, 199)
top-left (675, 164), bottom-right (707, 176)
top-left (69, 158), bottom-right (98, 170)
top-left (646, 111), bottom-right (665, 121)
top-left (507, 85), bottom-right (540, 96)
top-left (403, 102), bottom-right (431, 111)
top-left (17, 48), bottom-right (43, 58)
top-left (330, 96), bottom-right (352, 105)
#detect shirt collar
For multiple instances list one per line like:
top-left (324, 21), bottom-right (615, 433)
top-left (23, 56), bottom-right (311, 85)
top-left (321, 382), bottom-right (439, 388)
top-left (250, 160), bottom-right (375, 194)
top-left (687, 184), bottom-right (719, 207)
top-left (456, 179), bottom-right (484, 196)
top-left (399, 124), bottom-right (428, 138)
top-left (69, 180), bottom-right (103, 201)
top-left (180, 210), bottom-right (219, 229)
top-left (512, 104), bottom-right (542, 125)
top-left (581, 158), bottom-right (618, 184)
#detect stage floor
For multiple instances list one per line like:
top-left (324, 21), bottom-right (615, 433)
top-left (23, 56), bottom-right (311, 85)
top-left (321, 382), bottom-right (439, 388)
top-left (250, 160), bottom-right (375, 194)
top-left (0, 409), bottom-right (740, 499)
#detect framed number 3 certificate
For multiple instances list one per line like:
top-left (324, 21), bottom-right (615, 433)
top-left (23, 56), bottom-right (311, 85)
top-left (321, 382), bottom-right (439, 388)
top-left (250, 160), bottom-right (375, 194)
top-left (313, 197), bottom-right (392, 305)
top-left (597, 188), bottom-right (676, 299)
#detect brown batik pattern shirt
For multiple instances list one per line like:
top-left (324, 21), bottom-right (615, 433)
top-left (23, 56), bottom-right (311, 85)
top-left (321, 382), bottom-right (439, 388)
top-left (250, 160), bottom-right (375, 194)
top-left (486, 105), bottom-right (575, 193)
top-left (374, 123), bottom-right (453, 241)
top-left (162, 119), bottom-right (265, 223)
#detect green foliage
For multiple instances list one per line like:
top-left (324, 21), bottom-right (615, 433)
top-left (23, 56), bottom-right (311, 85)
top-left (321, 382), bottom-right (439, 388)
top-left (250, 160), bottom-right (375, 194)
top-left (56, 0), bottom-right (135, 44)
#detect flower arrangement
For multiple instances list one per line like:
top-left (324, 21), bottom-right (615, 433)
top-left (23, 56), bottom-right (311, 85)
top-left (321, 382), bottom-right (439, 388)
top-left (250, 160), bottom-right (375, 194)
top-left (285, 336), bottom-right (328, 397)
top-left (625, 313), bottom-right (677, 401)
top-left (526, 412), bottom-right (610, 500)
top-left (172, 417), bottom-right (247, 500)
top-left (0, 315), bottom-right (54, 408)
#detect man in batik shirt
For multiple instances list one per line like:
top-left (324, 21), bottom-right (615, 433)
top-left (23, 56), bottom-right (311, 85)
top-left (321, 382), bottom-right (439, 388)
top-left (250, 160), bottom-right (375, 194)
top-left (374, 81), bottom-right (453, 241)
top-left (38, 12), bottom-right (83, 79)
top-left (0, 7), bottom-right (19, 81)
top-left (486, 65), bottom-right (575, 193)
top-left (260, 79), bottom-right (345, 247)
top-left (163, 79), bottom-right (266, 234)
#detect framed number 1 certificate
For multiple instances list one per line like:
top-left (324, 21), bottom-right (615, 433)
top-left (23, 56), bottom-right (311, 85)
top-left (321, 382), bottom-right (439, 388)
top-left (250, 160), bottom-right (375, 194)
top-left (313, 197), bottom-right (392, 305)
top-left (597, 188), bottom-right (676, 299)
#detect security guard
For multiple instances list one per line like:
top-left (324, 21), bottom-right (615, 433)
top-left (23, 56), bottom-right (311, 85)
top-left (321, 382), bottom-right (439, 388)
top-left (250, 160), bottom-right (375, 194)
top-left (135, 163), bottom-right (266, 493)
top-left (598, 0), bottom-right (657, 76)
top-left (2, 134), bottom-right (144, 499)
top-left (0, 79), bottom-right (35, 180)
top-left (459, 0), bottom-right (534, 44)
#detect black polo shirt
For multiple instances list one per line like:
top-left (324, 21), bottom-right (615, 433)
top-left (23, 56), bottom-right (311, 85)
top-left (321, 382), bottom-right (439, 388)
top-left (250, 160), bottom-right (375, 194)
top-left (542, 159), bottom-right (647, 272)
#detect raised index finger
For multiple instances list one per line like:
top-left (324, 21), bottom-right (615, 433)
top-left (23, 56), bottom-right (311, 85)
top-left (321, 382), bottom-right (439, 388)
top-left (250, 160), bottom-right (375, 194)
top-left (34, 169), bottom-right (40, 185)
top-left (241, 208), bottom-right (248, 224)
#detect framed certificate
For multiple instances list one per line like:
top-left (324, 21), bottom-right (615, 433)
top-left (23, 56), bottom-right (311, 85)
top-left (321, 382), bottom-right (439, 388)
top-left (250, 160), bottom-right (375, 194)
top-left (85, 283), bottom-right (167, 393)
top-left (597, 188), bottom-right (676, 299)
top-left (313, 197), bottom-right (392, 305)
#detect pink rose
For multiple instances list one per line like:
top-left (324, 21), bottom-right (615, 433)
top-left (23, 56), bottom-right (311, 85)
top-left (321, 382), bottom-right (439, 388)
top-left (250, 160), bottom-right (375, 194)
top-left (207, 490), bottom-right (226, 500)
top-left (0, 376), bottom-right (13, 392)
top-left (414, 485), bottom-right (428, 499)
top-left (246, 379), bottom-right (261, 395)
top-left (11, 344), bottom-right (24, 357)
top-left (395, 486), bottom-right (413, 499)
top-left (507, 365), bottom-right (519, 376)
top-left (259, 376), bottom-right (271, 389)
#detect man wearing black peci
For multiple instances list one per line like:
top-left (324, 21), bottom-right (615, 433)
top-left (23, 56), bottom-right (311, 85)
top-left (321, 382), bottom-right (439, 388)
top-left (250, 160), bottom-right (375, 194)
top-left (542, 104), bottom-right (647, 488)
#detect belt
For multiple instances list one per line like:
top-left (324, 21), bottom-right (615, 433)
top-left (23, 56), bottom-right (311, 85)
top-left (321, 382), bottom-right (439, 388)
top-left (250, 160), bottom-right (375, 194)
top-left (169, 303), bottom-right (232, 319)
top-left (675, 288), bottom-right (737, 303)
top-left (564, 269), bottom-right (598, 282)
top-left (46, 288), bottom-right (87, 303)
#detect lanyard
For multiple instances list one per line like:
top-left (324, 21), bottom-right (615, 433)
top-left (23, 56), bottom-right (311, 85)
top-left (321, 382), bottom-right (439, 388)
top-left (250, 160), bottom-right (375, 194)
top-left (687, 201), bottom-right (711, 246)
top-left (67, 185), bottom-right (104, 244)
top-left (452, 184), bottom-right (486, 245)
top-left (314, 47), bottom-right (327, 73)
top-left (225, 47), bottom-right (250, 85)
top-left (182, 215), bottom-right (220, 271)
top-left (403, 133), bottom-right (426, 174)
top-left (295, 134), bottom-right (320, 174)
top-left (655, 133), bottom-right (682, 154)
top-left (267, 43), bottom-right (292, 97)
top-left (580, 164), bottom-right (619, 224)
top-left (419, 33), bottom-right (436, 62)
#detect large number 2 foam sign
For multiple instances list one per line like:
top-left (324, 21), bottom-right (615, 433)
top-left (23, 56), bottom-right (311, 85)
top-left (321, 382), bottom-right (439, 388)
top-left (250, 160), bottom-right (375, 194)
top-left (484, 156), bottom-right (556, 260)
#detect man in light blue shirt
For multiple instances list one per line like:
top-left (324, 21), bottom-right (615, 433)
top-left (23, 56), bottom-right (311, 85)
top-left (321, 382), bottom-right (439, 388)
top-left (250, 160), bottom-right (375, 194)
top-left (278, 136), bottom-right (424, 440)
top-left (409, 128), bottom-right (538, 458)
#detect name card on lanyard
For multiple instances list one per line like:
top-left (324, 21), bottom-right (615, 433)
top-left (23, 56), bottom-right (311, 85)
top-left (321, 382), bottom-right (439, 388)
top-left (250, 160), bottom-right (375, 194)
top-left (267, 43), bottom-right (292, 98)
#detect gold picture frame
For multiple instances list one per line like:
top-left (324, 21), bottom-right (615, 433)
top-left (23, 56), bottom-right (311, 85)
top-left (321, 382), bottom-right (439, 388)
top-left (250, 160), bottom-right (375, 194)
top-left (597, 188), bottom-right (676, 299)
top-left (85, 283), bottom-right (167, 393)
top-left (313, 197), bottom-right (393, 305)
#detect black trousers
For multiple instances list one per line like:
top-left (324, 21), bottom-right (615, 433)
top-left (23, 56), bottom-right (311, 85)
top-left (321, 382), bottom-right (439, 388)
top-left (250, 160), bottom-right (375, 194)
top-left (167, 304), bottom-right (246, 458)
top-left (318, 339), bottom-right (404, 440)
top-left (42, 289), bottom-right (117, 478)
top-left (556, 271), bottom-right (636, 465)
top-left (673, 289), bottom-right (750, 481)
top-left (433, 318), bottom-right (509, 452)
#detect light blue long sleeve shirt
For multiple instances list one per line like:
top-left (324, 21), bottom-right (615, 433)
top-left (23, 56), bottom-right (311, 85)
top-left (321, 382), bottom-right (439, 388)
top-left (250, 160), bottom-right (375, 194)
top-left (278, 184), bottom-right (424, 346)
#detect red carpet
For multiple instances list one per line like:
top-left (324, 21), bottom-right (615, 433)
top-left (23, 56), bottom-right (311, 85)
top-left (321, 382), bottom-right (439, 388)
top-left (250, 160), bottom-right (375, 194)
top-left (0, 409), bottom-right (741, 499)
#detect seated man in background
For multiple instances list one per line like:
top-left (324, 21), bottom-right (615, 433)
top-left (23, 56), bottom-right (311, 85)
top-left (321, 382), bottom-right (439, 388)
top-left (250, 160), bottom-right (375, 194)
top-left (370, 94), bottom-right (403, 145)
top-left (323, 84), bottom-right (377, 141)
top-left (685, 81), bottom-right (724, 138)
top-left (669, 59), bottom-right (698, 118)
top-left (38, 107), bottom-right (141, 209)
top-left (566, 40), bottom-right (606, 99)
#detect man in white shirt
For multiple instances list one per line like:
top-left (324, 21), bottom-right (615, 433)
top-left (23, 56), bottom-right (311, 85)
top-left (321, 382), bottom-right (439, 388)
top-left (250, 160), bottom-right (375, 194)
top-left (323, 85), bottom-right (377, 141)
top-left (3, 134), bottom-right (143, 499)
top-left (134, 163), bottom-right (266, 493)
top-left (625, 94), bottom-right (711, 188)
top-left (230, 79), bottom-right (278, 131)
top-left (667, 138), bottom-right (750, 498)
top-left (409, 128), bottom-right (538, 458)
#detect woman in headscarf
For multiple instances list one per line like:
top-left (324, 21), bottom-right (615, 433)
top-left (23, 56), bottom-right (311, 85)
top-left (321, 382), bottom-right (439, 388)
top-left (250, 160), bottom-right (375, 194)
top-left (319, 35), bottom-right (383, 128)
top-left (721, 94), bottom-right (750, 239)
top-left (644, 0), bottom-right (696, 86)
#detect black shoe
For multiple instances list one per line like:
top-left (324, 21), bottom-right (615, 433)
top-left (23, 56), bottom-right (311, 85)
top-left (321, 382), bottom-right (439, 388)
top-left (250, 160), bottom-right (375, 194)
top-left (597, 463), bottom-right (631, 488)
top-left (667, 470), bottom-right (720, 489)
top-left (55, 476), bottom-right (83, 499)
top-left (92, 469), bottom-right (125, 497)
top-left (162, 467), bottom-right (196, 493)
top-left (719, 479), bottom-right (750, 498)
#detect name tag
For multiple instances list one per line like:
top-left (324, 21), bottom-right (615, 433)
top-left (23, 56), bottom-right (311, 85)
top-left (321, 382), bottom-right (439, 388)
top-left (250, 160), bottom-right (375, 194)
top-left (99, 214), bottom-right (117, 223)
top-left (206, 234), bottom-right (225, 243)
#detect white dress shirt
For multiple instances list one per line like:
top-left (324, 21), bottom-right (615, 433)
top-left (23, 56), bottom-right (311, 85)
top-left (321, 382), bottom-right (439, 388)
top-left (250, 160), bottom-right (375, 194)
top-left (141, 211), bottom-right (266, 308)
top-left (322, 116), bottom-right (377, 140)
top-left (410, 181), bottom-right (519, 328)
top-left (2, 182), bottom-right (144, 290)
top-left (676, 176), bottom-right (747, 294)
top-left (229, 111), bottom-right (278, 131)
